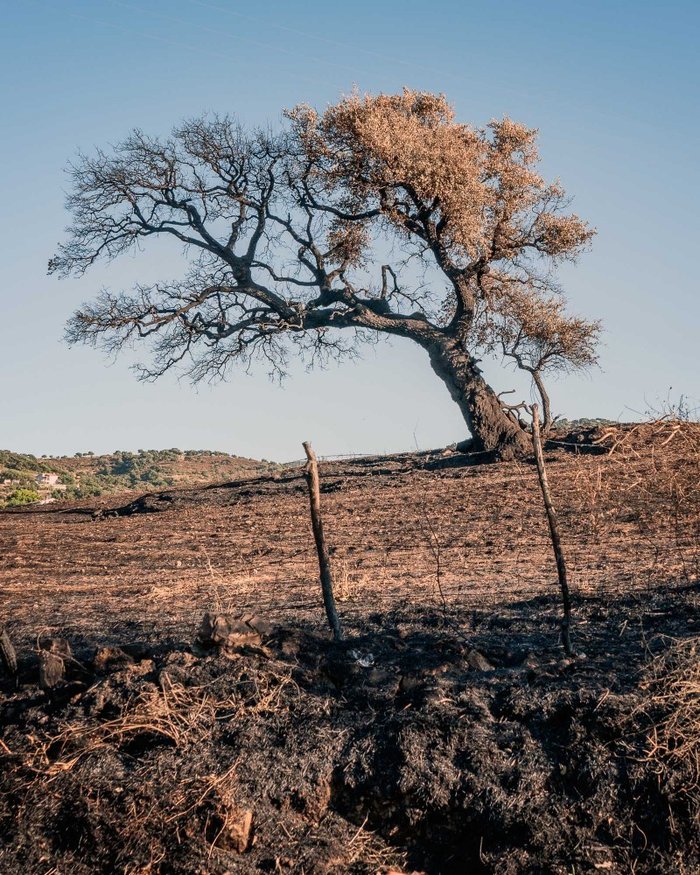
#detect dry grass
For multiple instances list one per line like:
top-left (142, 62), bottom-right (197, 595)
top-left (2, 421), bottom-right (699, 651)
top-left (564, 420), bottom-right (700, 586)
top-left (14, 661), bottom-right (299, 778)
top-left (640, 635), bottom-right (700, 796)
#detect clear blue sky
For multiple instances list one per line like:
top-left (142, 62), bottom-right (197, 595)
top-left (1, 0), bottom-right (698, 460)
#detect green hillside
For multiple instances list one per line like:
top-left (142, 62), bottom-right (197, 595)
top-left (0, 448), bottom-right (281, 506)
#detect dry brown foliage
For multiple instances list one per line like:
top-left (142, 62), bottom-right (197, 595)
top-left (564, 420), bottom-right (700, 582)
top-left (639, 636), bottom-right (700, 795)
top-left (290, 90), bottom-right (593, 262)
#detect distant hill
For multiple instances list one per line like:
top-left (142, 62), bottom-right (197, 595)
top-left (0, 448), bottom-right (282, 504)
top-left (0, 420), bottom-right (624, 507)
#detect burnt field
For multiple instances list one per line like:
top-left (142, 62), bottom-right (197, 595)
top-left (1, 423), bottom-right (699, 874)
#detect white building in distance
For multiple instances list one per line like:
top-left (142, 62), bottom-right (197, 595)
top-left (35, 472), bottom-right (60, 488)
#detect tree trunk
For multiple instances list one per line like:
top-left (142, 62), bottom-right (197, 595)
top-left (532, 370), bottom-right (553, 432)
top-left (425, 336), bottom-right (531, 459)
top-left (530, 403), bottom-right (573, 654)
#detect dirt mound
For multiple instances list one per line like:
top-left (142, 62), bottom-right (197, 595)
top-left (553, 419), bottom-right (700, 455)
top-left (2, 596), bottom-right (698, 874)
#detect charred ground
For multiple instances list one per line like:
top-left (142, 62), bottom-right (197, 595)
top-left (1, 423), bottom-right (699, 874)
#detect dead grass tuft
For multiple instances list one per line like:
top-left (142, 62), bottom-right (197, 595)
top-left (639, 636), bottom-right (700, 794)
top-left (14, 660), bottom-right (299, 779)
top-left (565, 420), bottom-right (700, 586)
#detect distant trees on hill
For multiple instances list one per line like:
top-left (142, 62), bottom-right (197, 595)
top-left (1, 449), bottom-right (279, 503)
top-left (2, 488), bottom-right (41, 508)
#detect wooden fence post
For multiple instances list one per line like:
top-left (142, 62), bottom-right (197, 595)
top-left (530, 404), bottom-right (574, 655)
top-left (302, 442), bottom-right (343, 642)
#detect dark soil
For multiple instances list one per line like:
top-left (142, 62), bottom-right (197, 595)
top-left (1, 587), bottom-right (699, 875)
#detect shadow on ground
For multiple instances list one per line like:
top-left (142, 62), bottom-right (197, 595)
top-left (1, 585), bottom-right (698, 875)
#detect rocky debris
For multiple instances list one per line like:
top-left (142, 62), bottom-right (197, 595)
top-left (37, 651), bottom-right (63, 690)
top-left (397, 673), bottom-right (423, 697)
top-left (349, 648), bottom-right (375, 667)
top-left (465, 648), bottom-right (494, 671)
top-left (195, 612), bottom-right (274, 656)
top-left (211, 794), bottom-right (254, 854)
top-left (38, 637), bottom-right (71, 689)
top-left (92, 645), bottom-right (134, 673)
top-left (91, 508), bottom-right (119, 521)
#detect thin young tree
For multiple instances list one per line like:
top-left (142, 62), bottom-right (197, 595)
top-left (52, 89), bottom-right (598, 458)
top-left (476, 283), bottom-right (601, 431)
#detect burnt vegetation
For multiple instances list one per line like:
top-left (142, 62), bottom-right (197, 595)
top-left (1, 421), bottom-right (699, 874)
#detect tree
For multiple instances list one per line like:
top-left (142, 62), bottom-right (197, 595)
top-left (5, 488), bottom-right (41, 507)
top-left (475, 282), bottom-right (601, 431)
top-left (51, 89), bottom-right (599, 459)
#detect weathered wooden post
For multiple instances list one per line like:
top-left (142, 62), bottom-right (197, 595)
top-left (0, 626), bottom-right (18, 678)
top-left (38, 639), bottom-right (71, 690)
top-left (530, 403), bottom-right (574, 655)
top-left (302, 441), bottom-right (343, 642)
